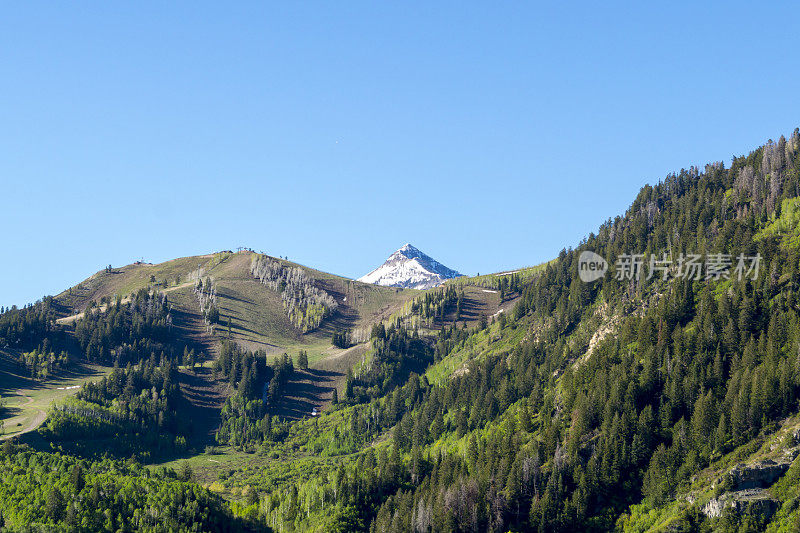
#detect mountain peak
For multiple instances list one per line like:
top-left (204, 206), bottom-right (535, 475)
top-left (394, 243), bottom-right (425, 260)
top-left (357, 245), bottom-right (461, 290)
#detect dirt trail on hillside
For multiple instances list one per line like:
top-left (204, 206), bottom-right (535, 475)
top-left (0, 394), bottom-right (46, 441)
top-left (56, 282), bottom-right (198, 325)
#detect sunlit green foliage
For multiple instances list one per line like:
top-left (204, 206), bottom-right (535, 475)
top-left (0, 442), bottom-right (251, 532)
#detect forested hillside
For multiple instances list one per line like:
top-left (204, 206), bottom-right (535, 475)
top-left (0, 440), bottom-right (253, 531)
top-left (217, 129), bottom-right (800, 532)
top-left (0, 251), bottom-right (417, 530)
top-left (2, 129), bottom-right (800, 531)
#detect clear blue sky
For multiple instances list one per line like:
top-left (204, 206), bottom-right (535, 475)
top-left (3, 2), bottom-right (800, 308)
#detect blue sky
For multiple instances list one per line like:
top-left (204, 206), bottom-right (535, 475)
top-left (2, 2), bottom-right (800, 307)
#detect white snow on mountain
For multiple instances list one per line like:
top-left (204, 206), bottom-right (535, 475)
top-left (357, 244), bottom-right (461, 290)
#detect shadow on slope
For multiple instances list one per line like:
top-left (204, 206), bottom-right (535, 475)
top-left (176, 366), bottom-right (229, 448)
top-left (270, 368), bottom-right (342, 421)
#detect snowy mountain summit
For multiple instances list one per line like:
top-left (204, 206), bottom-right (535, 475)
top-left (357, 244), bottom-right (461, 290)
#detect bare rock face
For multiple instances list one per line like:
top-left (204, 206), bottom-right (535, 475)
top-left (728, 459), bottom-right (790, 490)
top-left (702, 489), bottom-right (779, 520)
top-left (701, 458), bottom-right (792, 521)
top-left (785, 447), bottom-right (800, 461)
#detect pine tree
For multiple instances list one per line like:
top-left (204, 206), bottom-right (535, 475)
top-left (45, 488), bottom-right (65, 520)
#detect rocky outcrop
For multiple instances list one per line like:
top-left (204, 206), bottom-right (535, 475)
top-left (702, 489), bottom-right (779, 520)
top-left (785, 446), bottom-right (800, 461)
top-left (728, 459), bottom-right (790, 490)
top-left (701, 458), bottom-right (792, 521)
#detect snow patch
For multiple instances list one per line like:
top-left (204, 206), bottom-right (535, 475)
top-left (357, 244), bottom-right (461, 290)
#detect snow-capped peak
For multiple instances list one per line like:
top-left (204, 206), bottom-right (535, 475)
top-left (357, 244), bottom-right (461, 290)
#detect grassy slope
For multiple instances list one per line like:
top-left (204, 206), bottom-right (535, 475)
top-left (162, 320), bottom-right (545, 524)
top-left (155, 397), bottom-right (392, 508)
top-left (50, 250), bottom-right (541, 359)
top-left (151, 266), bottom-right (552, 507)
top-left (410, 265), bottom-right (552, 384)
top-left (3, 248), bottom-right (561, 525)
top-left (445, 261), bottom-right (551, 289)
top-left (0, 351), bottom-right (111, 440)
top-left (13, 253), bottom-right (550, 435)
top-left (46, 250), bottom-right (419, 423)
top-left (52, 250), bottom-right (416, 358)
top-left (52, 254), bottom-right (223, 315)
